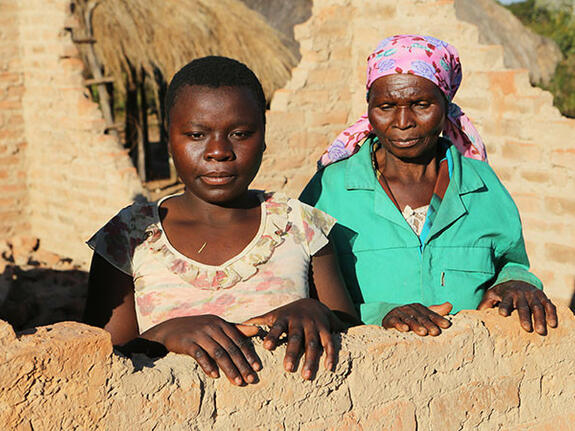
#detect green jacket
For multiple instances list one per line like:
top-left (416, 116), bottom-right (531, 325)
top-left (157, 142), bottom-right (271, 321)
top-left (300, 141), bottom-right (542, 325)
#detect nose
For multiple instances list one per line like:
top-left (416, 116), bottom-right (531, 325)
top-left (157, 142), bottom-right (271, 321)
top-left (204, 134), bottom-right (234, 161)
top-left (394, 106), bottom-right (415, 130)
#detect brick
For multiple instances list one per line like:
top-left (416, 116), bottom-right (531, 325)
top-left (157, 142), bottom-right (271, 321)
top-left (295, 89), bottom-right (331, 108)
top-left (500, 140), bottom-right (541, 163)
top-left (511, 192), bottom-right (541, 215)
top-left (0, 99), bottom-right (21, 110)
top-left (519, 169), bottom-right (551, 185)
top-left (545, 196), bottom-right (575, 217)
top-left (0, 183), bottom-right (26, 194)
top-left (486, 70), bottom-right (518, 96)
top-left (551, 148), bottom-right (575, 168)
top-left (307, 67), bottom-right (348, 85)
top-left (545, 243), bottom-right (575, 265)
top-left (307, 110), bottom-right (349, 128)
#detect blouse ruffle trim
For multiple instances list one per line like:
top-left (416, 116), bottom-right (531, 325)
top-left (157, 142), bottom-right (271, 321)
top-left (144, 192), bottom-right (292, 291)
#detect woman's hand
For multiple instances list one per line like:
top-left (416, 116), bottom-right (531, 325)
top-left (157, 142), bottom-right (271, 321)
top-left (382, 302), bottom-right (452, 336)
top-left (477, 281), bottom-right (558, 335)
top-left (243, 298), bottom-right (344, 380)
top-left (141, 315), bottom-right (262, 386)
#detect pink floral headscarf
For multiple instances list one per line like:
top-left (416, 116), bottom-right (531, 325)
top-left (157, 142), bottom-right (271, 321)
top-left (318, 35), bottom-right (487, 168)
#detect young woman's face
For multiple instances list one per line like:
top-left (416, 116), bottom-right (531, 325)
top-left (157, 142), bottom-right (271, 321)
top-left (168, 85), bottom-right (265, 205)
top-left (368, 74), bottom-right (446, 161)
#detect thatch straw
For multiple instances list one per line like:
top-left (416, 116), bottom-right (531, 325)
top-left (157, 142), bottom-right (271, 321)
top-left (75, 0), bottom-right (298, 101)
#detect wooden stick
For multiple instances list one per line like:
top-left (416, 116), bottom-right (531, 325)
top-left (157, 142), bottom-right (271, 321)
top-left (84, 77), bottom-right (114, 86)
top-left (72, 37), bottom-right (97, 44)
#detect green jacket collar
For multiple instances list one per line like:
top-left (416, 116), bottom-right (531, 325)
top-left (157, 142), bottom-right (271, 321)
top-left (344, 139), bottom-right (377, 191)
top-left (343, 137), bottom-right (486, 195)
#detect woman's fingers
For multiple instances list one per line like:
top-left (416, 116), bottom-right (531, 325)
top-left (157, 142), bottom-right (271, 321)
top-left (382, 314), bottom-right (410, 331)
top-left (264, 319), bottom-right (287, 351)
top-left (283, 323), bottom-right (304, 373)
top-left (224, 325), bottom-right (262, 372)
top-left (185, 342), bottom-right (219, 378)
top-left (301, 325), bottom-right (323, 380)
top-left (483, 281), bottom-right (558, 335)
top-left (427, 302), bottom-right (453, 317)
top-left (382, 304), bottom-right (451, 336)
top-left (397, 311), bottom-right (429, 336)
top-left (529, 295), bottom-right (547, 335)
top-left (477, 289), bottom-right (500, 311)
top-left (515, 295), bottom-right (533, 333)
top-left (235, 323), bottom-right (262, 338)
top-left (498, 293), bottom-right (515, 317)
top-left (543, 296), bottom-right (558, 328)
top-left (210, 330), bottom-right (260, 385)
top-left (319, 328), bottom-right (335, 371)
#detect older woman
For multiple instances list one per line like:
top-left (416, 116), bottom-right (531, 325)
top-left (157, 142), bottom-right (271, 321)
top-left (301, 35), bottom-right (557, 336)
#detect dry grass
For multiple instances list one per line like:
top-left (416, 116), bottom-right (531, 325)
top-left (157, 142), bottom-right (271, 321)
top-left (74, 0), bottom-right (298, 101)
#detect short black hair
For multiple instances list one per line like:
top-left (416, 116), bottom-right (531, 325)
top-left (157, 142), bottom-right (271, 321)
top-left (165, 56), bottom-right (266, 124)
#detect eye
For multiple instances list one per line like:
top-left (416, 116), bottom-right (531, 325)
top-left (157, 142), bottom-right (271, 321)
top-left (414, 101), bottom-right (430, 109)
top-left (184, 131), bottom-right (204, 140)
top-left (230, 130), bottom-right (254, 139)
top-left (378, 103), bottom-right (394, 111)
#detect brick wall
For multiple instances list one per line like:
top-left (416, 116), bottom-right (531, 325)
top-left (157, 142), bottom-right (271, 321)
top-left (0, 0), bottom-right (29, 238)
top-left (1, 307), bottom-right (574, 429)
top-left (253, 0), bottom-right (575, 302)
top-left (0, 0), bottom-right (144, 264)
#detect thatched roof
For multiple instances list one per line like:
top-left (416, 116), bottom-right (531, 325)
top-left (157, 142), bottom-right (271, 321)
top-left (75, 0), bottom-right (298, 101)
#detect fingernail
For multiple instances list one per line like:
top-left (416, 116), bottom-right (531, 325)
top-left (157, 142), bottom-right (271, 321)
top-left (235, 377), bottom-right (243, 385)
top-left (252, 362), bottom-right (262, 371)
top-left (285, 362), bottom-right (294, 372)
top-left (246, 374), bottom-right (255, 384)
top-left (264, 340), bottom-right (273, 349)
top-left (211, 371), bottom-right (219, 378)
top-left (303, 369), bottom-right (312, 379)
top-left (326, 362), bottom-right (334, 371)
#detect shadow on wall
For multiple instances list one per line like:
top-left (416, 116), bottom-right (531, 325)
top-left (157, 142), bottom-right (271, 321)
top-left (569, 279), bottom-right (575, 315)
top-left (0, 266), bottom-right (88, 331)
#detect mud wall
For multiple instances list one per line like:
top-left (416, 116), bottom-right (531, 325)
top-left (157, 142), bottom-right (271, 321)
top-left (1, 308), bottom-right (574, 430)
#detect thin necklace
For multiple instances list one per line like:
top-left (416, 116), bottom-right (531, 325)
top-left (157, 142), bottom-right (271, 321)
top-left (197, 242), bottom-right (207, 254)
top-left (374, 151), bottom-right (401, 210)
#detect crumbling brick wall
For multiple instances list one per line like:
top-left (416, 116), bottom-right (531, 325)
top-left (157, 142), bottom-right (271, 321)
top-left (0, 0), bottom-right (28, 238)
top-left (1, 308), bottom-right (574, 430)
top-left (0, 0), bottom-right (143, 264)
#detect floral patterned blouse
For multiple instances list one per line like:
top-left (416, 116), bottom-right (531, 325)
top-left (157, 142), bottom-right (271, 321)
top-left (87, 191), bottom-right (336, 333)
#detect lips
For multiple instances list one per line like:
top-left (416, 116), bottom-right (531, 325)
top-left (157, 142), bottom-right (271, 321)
top-left (389, 138), bottom-right (421, 148)
top-left (199, 172), bottom-right (236, 185)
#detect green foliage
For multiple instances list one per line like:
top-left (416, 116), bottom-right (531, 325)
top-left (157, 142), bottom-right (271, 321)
top-left (503, 0), bottom-right (575, 117)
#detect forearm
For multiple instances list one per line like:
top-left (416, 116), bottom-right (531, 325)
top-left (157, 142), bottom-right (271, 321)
top-left (493, 263), bottom-right (543, 290)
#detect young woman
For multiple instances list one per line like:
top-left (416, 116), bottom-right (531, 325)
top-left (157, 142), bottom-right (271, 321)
top-left (84, 56), bottom-right (358, 386)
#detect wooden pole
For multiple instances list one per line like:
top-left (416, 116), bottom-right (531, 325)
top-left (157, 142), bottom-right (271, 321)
top-left (125, 73), bottom-right (139, 167)
top-left (82, 0), bottom-right (118, 139)
top-left (137, 75), bottom-right (149, 182)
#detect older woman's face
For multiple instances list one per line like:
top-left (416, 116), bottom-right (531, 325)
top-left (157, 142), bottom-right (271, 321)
top-left (368, 74), bottom-right (447, 160)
